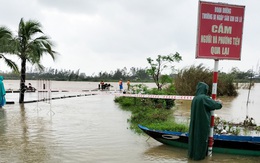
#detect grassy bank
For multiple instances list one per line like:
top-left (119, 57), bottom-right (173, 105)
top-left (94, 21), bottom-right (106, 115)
top-left (114, 96), bottom-right (188, 134)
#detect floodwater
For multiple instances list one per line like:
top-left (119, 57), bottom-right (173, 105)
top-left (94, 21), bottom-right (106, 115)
top-left (1, 80), bottom-right (260, 162)
top-left (174, 83), bottom-right (260, 127)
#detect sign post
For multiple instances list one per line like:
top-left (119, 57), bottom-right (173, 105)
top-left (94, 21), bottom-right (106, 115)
top-left (208, 59), bottom-right (219, 156)
top-left (196, 1), bottom-right (245, 156)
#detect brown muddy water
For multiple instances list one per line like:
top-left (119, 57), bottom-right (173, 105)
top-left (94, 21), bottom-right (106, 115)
top-left (1, 80), bottom-right (260, 162)
top-left (174, 83), bottom-right (260, 127)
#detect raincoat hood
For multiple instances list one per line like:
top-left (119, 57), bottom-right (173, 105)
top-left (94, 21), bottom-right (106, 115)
top-left (195, 82), bottom-right (208, 96)
top-left (0, 76), bottom-right (3, 82)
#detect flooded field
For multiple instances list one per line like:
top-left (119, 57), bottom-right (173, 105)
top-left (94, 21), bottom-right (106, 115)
top-left (174, 83), bottom-right (260, 128)
top-left (1, 80), bottom-right (260, 162)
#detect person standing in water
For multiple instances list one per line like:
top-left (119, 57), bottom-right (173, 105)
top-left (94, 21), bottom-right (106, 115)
top-left (127, 80), bottom-right (130, 91)
top-left (0, 76), bottom-right (6, 107)
top-left (188, 82), bottom-right (222, 160)
top-left (119, 79), bottom-right (123, 92)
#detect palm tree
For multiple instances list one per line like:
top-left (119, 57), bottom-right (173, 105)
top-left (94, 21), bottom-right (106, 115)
top-left (0, 18), bottom-right (57, 103)
top-left (0, 27), bottom-right (19, 72)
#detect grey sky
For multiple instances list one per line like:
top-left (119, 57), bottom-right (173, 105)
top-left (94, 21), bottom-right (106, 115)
top-left (0, 0), bottom-right (259, 75)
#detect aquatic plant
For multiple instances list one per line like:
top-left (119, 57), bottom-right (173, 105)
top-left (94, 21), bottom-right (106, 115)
top-left (114, 96), bottom-right (188, 134)
top-left (214, 116), bottom-right (259, 136)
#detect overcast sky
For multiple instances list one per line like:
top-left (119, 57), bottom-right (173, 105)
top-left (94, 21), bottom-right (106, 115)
top-left (0, 0), bottom-right (259, 76)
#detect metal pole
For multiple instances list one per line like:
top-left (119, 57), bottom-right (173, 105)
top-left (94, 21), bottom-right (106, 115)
top-left (208, 59), bottom-right (219, 156)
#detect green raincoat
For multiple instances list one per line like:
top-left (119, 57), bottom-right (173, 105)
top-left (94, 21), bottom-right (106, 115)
top-left (188, 82), bottom-right (222, 160)
top-left (0, 76), bottom-right (6, 107)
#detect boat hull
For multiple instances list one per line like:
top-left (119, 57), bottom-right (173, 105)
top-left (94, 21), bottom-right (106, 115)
top-left (138, 124), bottom-right (260, 156)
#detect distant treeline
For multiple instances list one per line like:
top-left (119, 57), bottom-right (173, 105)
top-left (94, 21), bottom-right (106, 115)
top-left (0, 67), bottom-right (153, 82)
top-left (0, 66), bottom-right (259, 83)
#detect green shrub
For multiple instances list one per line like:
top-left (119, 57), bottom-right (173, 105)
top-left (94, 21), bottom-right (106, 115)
top-left (115, 97), bottom-right (187, 133)
top-left (175, 64), bottom-right (238, 96)
top-left (146, 121), bottom-right (188, 132)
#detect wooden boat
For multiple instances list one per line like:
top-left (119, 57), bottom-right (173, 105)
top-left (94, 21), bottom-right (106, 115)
top-left (138, 124), bottom-right (260, 156)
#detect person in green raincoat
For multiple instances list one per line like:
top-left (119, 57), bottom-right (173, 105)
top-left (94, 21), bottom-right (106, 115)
top-left (0, 76), bottom-right (6, 107)
top-left (188, 82), bottom-right (222, 160)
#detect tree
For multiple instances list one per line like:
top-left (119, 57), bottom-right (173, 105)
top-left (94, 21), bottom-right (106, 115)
top-left (174, 64), bottom-right (212, 95)
top-left (230, 67), bottom-right (253, 80)
top-left (147, 52), bottom-right (182, 90)
top-left (0, 18), bottom-right (57, 103)
top-left (0, 27), bottom-right (19, 72)
top-left (174, 64), bottom-right (238, 96)
top-left (135, 68), bottom-right (150, 81)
